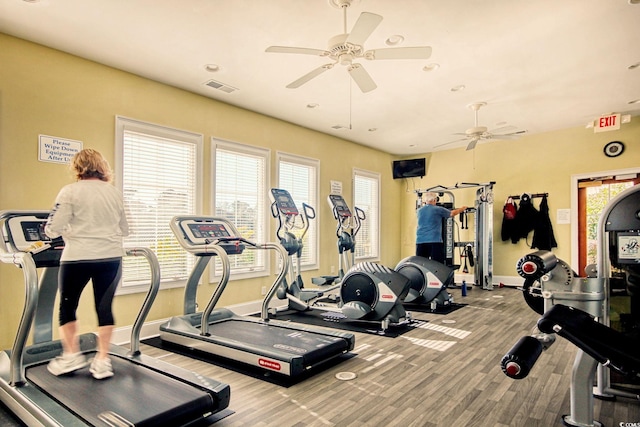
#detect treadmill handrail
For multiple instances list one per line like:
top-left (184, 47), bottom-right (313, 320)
top-left (200, 242), bottom-right (230, 337)
top-left (125, 247), bottom-right (161, 355)
top-left (0, 249), bottom-right (39, 386)
top-left (261, 242), bottom-right (290, 320)
top-left (193, 237), bottom-right (290, 322)
top-left (0, 211), bottom-right (44, 386)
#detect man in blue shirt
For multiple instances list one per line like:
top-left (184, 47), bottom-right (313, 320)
top-left (416, 192), bottom-right (467, 263)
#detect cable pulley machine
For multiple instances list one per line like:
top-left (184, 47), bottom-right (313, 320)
top-left (413, 182), bottom-right (495, 290)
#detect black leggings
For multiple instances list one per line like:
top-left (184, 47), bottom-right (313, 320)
top-left (58, 258), bottom-right (122, 327)
top-left (416, 242), bottom-right (445, 264)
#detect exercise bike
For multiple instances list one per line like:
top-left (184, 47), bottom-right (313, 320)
top-left (269, 189), bottom-right (411, 332)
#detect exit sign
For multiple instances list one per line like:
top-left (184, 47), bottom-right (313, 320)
top-left (594, 113), bottom-right (621, 133)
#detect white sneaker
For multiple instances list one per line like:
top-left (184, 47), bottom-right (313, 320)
top-left (90, 357), bottom-right (113, 379)
top-left (47, 352), bottom-right (88, 376)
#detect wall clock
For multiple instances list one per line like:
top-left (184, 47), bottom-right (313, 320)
top-left (603, 141), bottom-right (625, 157)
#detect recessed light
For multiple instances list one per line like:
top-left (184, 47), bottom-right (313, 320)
top-left (423, 63), bottom-right (440, 72)
top-left (385, 35), bottom-right (404, 46)
top-left (368, 128), bottom-right (377, 132)
top-left (629, 99), bottom-right (640, 104)
top-left (628, 62), bottom-right (640, 70)
top-left (409, 144), bottom-right (416, 147)
top-left (629, 0), bottom-right (640, 5)
top-left (306, 103), bottom-right (319, 109)
top-left (204, 64), bottom-right (220, 72)
top-left (450, 85), bottom-right (466, 92)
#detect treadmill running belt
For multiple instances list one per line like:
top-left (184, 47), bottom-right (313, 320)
top-left (27, 356), bottom-right (214, 427)
top-left (203, 319), bottom-right (350, 366)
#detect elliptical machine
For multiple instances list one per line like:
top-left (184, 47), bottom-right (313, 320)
top-left (394, 191), bottom-right (460, 310)
top-left (312, 193), bottom-right (366, 286)
top-left (269, 188), bottom-right (325, 310)
top-left (269, 189), bottom-right (411, 332)
top-left (394, 256), bottom-right (454, 311)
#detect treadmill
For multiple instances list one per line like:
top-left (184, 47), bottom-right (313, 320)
top-left (0, 211), bottom-right (231, 427)
top-left (159, 215), bottom-right (355, 377)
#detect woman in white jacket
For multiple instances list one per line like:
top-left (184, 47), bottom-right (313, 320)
top-left (45, 148), bottom-right (129, 380)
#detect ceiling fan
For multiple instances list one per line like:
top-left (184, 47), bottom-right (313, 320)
top-left (436, 102), bottom-right (527, 151)
top-left (265, 0), bottom-right (432, 93)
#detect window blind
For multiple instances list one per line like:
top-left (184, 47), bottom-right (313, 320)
top-left (214, 142), bottom-right (268, 274)
top-left (277, 154), bottom-right (319, 268)
top-left (354, 170), bottom-right (380, 259)
top-left (118, 121), bottom-right (201, 290)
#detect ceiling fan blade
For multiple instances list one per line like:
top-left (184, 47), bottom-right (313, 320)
top-left (345, 12), bottom-right (383, 46)
top-left (466, 139), bottom-right (480, 151)
top-left (487, 125), bottom-right (517, 134)
top-left (286, 64), bottom-right (333, 89)
top-left (347, 63), bottom-right (377, 93)
top-left (434, 138), bottom-right (467, 148)
top-left (266, 46), bottom-right (330, 56)
top-left (365, 46), bottom-right (432, 60)
top-left (490, 131), bottom-right (527, 140)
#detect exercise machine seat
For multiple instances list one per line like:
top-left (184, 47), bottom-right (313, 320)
top-left (537, 304), bottom-right (640, 378)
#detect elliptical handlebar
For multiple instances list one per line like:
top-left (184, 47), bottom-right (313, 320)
top-left (270, 196), bottom-right (314, 242)
top-left (353, 206), bottom-right (365, 239)
top-left (334, 205), bottom-right (365, 240)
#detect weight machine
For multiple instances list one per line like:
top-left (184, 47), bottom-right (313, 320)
top-left (414, 182), bottom-right (495, 290)
top-left (501, 184), bottom-right (640, 427)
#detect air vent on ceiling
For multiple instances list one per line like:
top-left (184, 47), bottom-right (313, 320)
top-left (204, 79), bottom-right (238, 93)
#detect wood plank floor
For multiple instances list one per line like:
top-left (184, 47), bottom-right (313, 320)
top-left (140, 286), bottom-right (640, 427)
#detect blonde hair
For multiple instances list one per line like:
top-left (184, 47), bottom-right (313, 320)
top-left (70, 149), bottom-right (112, 182)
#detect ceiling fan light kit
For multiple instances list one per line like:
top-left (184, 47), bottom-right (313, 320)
top-left (434, 102), bottom-right (527, 151)
top-left (266, 0), bottom-right (432, 93)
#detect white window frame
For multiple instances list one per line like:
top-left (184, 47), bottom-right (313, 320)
top-left (115, 116), bottom-right (203, 295)
top-left (211, 138), bottom-right (270, 280)
top-left (276, 152), bottom-right (320, 271)
top-left (353, 168), bottom-right (380, 261)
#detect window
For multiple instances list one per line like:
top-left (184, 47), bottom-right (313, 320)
top-left (115, 117), bottom-right (202, 294)
top-left (353, 169), bottom-right (380, 260)
top-left (212, 139), bottom-right (269, 278)
top-left (276, 153), bottom-right (319, 270)
top-left (578, 176), bottom-right (638, 273)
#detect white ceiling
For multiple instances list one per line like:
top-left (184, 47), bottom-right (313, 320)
top-left (1, 0), bottom-right (639, 155)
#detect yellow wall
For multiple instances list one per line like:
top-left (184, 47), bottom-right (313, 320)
top-left (1, 32), bottom-right (638, 350)
top-left (0, 33), bottom-right (403, 349)
top-left (399, 121), bottom-right (640, 277)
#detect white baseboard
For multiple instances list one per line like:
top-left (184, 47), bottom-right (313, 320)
top-left (454, 273), bottom-right (523, 288)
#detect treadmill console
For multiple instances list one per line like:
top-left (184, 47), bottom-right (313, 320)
top-left (270, 188), bottom-right (299, 216)
top-left (7, 216), bottom-right (52, 251)
top-left (328, 194), bottom-right (352, 218)
top-left (3, 214), bottom-right (63, 267)
top-left (178, 218), bottom-right (245, 255)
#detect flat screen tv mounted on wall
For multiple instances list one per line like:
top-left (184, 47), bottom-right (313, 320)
top-left (392, 158), bottom-right (426, 179)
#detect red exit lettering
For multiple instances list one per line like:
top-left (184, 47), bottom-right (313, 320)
top-left (594, 114), bottom-right (621, 133)
top-left (599, 116), bottom-right (617, 127)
